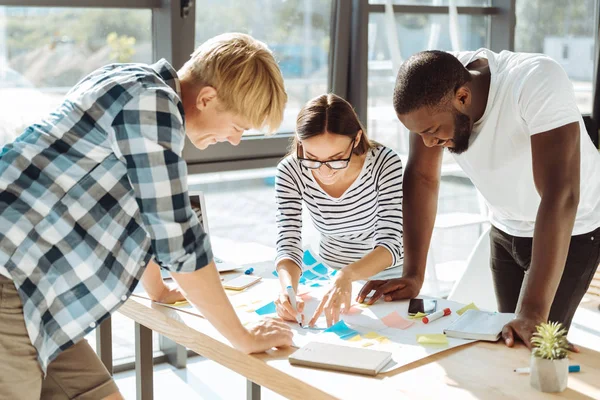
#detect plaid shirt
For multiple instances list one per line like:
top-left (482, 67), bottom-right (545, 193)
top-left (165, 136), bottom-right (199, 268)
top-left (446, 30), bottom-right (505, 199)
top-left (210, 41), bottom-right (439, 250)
top-left (0, 59), bottom-right (212, 373)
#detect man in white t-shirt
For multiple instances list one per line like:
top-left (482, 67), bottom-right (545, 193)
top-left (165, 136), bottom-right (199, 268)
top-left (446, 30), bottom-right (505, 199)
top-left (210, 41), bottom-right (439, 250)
top-left (358, 49), bottom-right (600, 350)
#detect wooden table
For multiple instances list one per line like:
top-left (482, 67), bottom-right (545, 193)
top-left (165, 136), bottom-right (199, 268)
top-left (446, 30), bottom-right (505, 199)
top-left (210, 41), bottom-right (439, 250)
top-left (116, 293), bottom-right (600, 400)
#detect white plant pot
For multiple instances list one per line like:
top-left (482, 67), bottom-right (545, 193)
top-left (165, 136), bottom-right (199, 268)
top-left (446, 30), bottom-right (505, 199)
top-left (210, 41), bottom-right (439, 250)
top-left (530, 355), bottom-right (568, 393)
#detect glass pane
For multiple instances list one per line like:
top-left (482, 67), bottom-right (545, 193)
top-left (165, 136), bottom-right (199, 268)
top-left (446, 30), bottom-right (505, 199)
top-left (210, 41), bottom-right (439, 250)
top-left (515, 0), bottom-right (596, 114)
top-left (195, 0), bottom-right (332, 135)
top-left (0, 7), bottom-right (152, 143)
top-left (367, 12), bottom-right (488, 157)
top-left (367, 12), bottom-right (490, 296)
top-left (369, 0), bottom-right (491, 5)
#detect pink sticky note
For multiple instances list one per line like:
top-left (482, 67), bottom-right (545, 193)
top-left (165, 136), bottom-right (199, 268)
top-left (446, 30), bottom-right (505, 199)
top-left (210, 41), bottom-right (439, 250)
top-left (381, 311), bottom-right (415, 329)
top-left (299, 292), bottom-right (314, 302)
top-left (345, 305), bottom-right (363, 316)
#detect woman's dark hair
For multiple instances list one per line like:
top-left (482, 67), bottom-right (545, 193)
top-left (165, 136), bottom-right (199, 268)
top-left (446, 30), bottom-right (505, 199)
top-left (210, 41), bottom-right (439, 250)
top-left (290, 93), bottom-right (376, 156)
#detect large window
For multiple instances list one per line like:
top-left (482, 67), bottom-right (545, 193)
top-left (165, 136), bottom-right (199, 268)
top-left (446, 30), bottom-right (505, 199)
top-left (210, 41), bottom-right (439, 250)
top-left (367, 11), bottom-right (488, 156)
top-left (195, 0), bottom-right (331, 135)
top-left (0, 6), bottom-right (152, 142)
top-left (515, 0), bottom-right (597, 115)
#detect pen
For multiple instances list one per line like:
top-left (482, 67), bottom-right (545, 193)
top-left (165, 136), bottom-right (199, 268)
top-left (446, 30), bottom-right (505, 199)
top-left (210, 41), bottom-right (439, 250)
top-left (244, 267), bottom-right (254, 275)
top-left (514, 365), bottom-right (580, 374)
top-left (286, 285), bottom-right (303, 327)
top-left (422, 308), bottom-right (451, 324)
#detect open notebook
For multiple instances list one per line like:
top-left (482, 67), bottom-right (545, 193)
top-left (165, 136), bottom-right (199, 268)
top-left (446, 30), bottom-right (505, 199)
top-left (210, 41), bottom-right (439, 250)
top-left (289, 341), bottom-right (392, 376)
top-left (444, 309), bottom-right (516, 341)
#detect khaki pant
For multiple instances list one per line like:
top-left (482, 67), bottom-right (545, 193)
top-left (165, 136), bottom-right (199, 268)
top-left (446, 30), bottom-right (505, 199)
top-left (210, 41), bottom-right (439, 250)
top-left (0, 275), bottom-right (119, 400)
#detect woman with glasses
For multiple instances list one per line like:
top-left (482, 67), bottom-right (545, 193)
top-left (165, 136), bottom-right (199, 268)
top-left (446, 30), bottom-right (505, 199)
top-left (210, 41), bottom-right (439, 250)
top-left (274, 93), bottom-right (404, 328)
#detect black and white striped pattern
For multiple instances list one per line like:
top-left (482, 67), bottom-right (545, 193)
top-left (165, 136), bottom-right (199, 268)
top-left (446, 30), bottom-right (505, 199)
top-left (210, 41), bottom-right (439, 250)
top-left (275, 145), bottom-right (404, 280)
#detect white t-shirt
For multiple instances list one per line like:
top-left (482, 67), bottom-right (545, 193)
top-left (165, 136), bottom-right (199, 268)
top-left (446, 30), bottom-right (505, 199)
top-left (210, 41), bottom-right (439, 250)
top-left (451, 48), bottom-right (600, 237)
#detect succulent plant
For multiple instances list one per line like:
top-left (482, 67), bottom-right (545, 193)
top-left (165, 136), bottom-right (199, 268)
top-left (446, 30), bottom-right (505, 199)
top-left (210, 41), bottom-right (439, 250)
top-left (531, 321), bottom-right (569, 360)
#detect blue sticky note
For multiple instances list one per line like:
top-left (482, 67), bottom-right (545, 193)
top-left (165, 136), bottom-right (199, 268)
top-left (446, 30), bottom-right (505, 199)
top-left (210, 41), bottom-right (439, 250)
top-left (303, 250), bottom-right (317, 266)
top-left (272, 270), bottom-right (278, 277)
top-left (255, 302), bottom-right (277, 315)
top-left (302, 270), bottom-right (318, 280)
top-left (331, 269), bottom-right (338, 276)
top-left (299, 276), bottom-right (307, 284)
top-left (310, 282), bottom-right (322, 287)
top-left (324, 320), bottom-right (359, 340)
top-left (316, 275), bottom-right (330, 281)
top-left (312, 263), bottom-right (328, 275)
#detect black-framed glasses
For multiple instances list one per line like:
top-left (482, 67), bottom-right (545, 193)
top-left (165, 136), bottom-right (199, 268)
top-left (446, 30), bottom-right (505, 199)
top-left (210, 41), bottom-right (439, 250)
top-left (297, 138), bottom-right (355, 170)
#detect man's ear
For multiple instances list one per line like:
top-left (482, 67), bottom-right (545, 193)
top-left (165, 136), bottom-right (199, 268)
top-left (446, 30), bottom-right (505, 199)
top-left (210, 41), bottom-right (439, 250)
top-left (196, 86), bottom-right (218, 111)
top-left (454, 86), bottom-right (471, 110)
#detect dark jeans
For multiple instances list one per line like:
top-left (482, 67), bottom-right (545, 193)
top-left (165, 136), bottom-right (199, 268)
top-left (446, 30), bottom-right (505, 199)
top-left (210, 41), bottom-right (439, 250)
top-left (490, 225), bottom-right (600, 329)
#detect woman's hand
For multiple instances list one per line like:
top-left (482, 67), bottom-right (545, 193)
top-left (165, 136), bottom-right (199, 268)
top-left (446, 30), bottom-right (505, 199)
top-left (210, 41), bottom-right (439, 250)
top-left (275, 291), bottom-right (305, 325)
top-left (309, 271), bottom-right (353, 327)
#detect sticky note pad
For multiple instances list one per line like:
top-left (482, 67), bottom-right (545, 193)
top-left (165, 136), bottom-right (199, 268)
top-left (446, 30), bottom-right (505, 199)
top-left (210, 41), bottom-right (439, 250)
top-left (324, 320), bottom-right (359, 340)
top-left (363, 331), bottom-right (381, 340)
top-left (303, 250), bottom-right (317, 266)
top-left (457, 302), bottom-right (479, 316)
top-left (362, 341), bottom-right (374, 347)
top-left (310, 282), bottom-right (322, 287)
top-left (255, 301), bottom-right (277, 315)
top-left (417, 334), bottom-right (449, 346)
top-left (408, 312), bottom-right (428, 320)
top-left (299, 276), bottom-right (307, 284)
top-left (272, 270), bottom-right (279, 278)
top-left (382, 311), bottom-right (415, 329)
top-left (347, 335), bottom-right (363, 342)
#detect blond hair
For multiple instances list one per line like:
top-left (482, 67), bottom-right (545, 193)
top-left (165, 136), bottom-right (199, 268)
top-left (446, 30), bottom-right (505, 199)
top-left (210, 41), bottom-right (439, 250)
top-left (180, 33), bottom-right (287, 134)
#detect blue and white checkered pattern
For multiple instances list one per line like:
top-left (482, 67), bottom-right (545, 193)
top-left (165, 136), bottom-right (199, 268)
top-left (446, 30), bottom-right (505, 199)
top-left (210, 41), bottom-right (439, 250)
top-left (0, 59), bottom-right (212, 373)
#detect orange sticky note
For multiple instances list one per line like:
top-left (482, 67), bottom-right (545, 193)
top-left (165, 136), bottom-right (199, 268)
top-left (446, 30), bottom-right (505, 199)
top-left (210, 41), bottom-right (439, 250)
top-left (381, 311), bottom-right (415, 329)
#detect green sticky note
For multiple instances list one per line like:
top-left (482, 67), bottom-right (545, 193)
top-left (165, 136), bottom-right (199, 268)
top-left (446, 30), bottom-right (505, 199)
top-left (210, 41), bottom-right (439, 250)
top-left (417, 334), bottom-right (449, 345)
top-left (456, 302), bottom-right (479, 316)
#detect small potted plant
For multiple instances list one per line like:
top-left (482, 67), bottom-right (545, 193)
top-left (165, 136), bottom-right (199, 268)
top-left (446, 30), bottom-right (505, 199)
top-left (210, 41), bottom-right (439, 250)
top-left (530, 321), bottom-right (569, 393)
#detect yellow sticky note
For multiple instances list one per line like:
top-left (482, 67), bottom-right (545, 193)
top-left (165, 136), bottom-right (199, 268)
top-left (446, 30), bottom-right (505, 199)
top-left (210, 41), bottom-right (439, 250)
top-left (363, 332), bottom-right (381, 340)
top-left (408, 312), bottom-right (428, 320)
top-left (417, 334), bottom-right (449, 345)
top-left (357, 303), bottom-right (371, 308)
top-left (170, 300), bottom-right (189, 307)
top-left (457, 302), bottom-right (479, 316)
top-left (362, 341), bottom-right (374, 347)
top-left (348, 335), bottom-right (363, 342)
top-left (377, 337), bottom-right (391, 344)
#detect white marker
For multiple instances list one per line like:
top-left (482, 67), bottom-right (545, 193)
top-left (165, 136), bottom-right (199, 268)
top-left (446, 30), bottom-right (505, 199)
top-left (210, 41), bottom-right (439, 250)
top-left (422, 307), bottom-right (451, 324)
top-left (286, 285), bottom-right (303, 327)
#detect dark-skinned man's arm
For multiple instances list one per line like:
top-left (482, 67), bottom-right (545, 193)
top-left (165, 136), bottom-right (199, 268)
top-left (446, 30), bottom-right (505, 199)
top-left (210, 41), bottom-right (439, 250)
top-left (501, 121), bottom-right (580, 349)
top-left (358, 133), bottom-right (443, 304)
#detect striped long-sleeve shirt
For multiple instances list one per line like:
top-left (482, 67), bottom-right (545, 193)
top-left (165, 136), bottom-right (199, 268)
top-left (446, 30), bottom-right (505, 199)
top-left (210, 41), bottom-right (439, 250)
top-left (275, 145), bottom-right (404, 280)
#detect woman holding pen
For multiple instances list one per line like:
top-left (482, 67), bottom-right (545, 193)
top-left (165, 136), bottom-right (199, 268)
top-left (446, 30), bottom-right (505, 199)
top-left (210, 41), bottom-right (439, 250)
top-left (274, 94), bottom-right (404, 327)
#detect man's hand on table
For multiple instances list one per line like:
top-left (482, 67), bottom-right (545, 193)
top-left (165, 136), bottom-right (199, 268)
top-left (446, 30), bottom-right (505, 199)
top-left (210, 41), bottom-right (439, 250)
top-left (502, 314), bottom-right (580, 353)
top-left (242, 318), bottom-right (294, 353)
top-left (356, 275), bottom-right (423, 305)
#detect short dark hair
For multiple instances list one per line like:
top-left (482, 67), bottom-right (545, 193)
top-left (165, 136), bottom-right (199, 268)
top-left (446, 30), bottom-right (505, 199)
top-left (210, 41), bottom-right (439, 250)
top-left (393, 50), bottom-right (472, 115)
top-left (291, 93), bottom-right (375, 156)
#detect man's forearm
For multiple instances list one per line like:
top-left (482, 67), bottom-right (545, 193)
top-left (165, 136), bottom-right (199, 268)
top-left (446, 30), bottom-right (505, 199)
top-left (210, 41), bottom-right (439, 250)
top-left (520, 192), bottom-right (578, 320)
top-left (402, 168), bottom-right (439, 281)
top-left (171, 262), bottom-right (252, 352)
